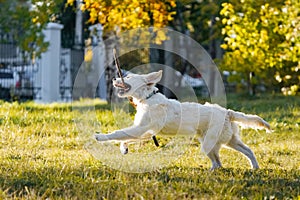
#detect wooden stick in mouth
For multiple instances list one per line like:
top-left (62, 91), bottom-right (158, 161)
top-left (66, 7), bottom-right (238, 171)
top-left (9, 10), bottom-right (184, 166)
top-left (113, 48), bottom-right (125, 88)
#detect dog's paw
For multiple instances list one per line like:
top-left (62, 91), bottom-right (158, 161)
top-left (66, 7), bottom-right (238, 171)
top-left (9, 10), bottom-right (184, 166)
top-left (94, 133), bottom-right (108, 141)
top-left (120, 147), bottom-right (128, 155)
top-left (210, 164), bottom-right (222, 171)
top-left (120, 142), bottom-right (129, 155)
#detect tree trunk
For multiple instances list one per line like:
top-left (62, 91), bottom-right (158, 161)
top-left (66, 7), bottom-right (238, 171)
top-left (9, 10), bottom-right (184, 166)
top-left (247, 71), bottom-right (256, 96)
top-left (104, 32), bottom-right (118, 103)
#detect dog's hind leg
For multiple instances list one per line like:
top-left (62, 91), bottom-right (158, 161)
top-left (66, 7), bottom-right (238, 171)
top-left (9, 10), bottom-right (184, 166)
top-left (207, 144), bottom-right (222, 170)
top-left (227, 135), bottom-right (259, 169)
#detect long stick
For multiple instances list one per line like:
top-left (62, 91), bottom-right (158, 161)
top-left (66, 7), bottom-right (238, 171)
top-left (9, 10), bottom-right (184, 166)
top-left (113, 48), bottom-right (125, 87)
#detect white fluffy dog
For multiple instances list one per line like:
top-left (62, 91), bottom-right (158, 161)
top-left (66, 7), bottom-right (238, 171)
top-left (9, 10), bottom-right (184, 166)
top-left (95, 70), bottom-right (270, 170)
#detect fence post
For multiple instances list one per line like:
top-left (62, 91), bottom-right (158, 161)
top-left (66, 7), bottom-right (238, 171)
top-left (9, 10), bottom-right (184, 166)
top-left (38, 22), bottom-right (64, 103)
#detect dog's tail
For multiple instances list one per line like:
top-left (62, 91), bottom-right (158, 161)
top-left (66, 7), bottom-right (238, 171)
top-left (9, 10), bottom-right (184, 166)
top-left (228, 110), bottom-right (271, 132)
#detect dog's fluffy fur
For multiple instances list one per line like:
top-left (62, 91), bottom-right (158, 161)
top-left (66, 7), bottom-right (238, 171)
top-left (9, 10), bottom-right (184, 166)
top-left (95, 70), bottom-right (270, 169)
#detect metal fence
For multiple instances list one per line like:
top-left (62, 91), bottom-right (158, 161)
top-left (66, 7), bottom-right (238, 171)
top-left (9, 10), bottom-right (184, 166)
top-left (0, 31), bottom-right (84, 102)
top-left (0, 32), bottom-right (38, 101)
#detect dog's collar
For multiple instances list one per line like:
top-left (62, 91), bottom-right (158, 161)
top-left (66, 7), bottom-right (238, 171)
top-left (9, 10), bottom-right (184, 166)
top-left (145, 90), bottom-right (159, 100)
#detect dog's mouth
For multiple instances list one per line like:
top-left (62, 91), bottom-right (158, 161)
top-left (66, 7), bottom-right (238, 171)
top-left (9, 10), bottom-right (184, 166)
top-left (113, 82), bottom-right (131, 95)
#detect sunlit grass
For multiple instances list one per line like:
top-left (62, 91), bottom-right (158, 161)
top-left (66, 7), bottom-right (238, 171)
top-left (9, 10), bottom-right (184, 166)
top-left (0, 94), bottom-right (299, 199)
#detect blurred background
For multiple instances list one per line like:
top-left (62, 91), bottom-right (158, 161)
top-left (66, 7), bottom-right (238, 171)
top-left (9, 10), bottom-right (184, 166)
top-left (0, 0), bottom-right (299, 102)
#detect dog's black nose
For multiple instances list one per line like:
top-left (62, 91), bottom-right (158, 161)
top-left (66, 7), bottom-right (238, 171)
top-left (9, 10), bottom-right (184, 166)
top-left (112, 77), bottom-right (116, 81)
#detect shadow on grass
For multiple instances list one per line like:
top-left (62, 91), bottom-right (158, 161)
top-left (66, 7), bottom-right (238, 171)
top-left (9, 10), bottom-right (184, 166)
top-left (11, 100), bottom-right (113, 113)
top-left (1, 164), bottom-right (299, 199)
top-left (154, 167), bottom-right (300, 199)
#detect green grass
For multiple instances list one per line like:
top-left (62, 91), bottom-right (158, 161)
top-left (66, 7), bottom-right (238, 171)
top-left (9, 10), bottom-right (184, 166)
top-left (0, 94), bottom-right (299, 199)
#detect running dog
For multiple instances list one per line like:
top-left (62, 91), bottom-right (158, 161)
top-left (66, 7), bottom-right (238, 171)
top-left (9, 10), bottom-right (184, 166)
top-left (95, 70), bottom-right (270, 169)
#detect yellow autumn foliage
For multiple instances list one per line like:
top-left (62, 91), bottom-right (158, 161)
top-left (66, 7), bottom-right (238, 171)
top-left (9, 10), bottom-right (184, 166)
top-left (220, 0), bottom-right (300, 95)
top-left (68, 0), bottom-right (176, 32)
top-left (67, 0), bottom-right (176, 44)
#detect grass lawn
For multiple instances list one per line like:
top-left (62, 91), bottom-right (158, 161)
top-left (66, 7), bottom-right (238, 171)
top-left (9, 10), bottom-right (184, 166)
top-left (0, 94), bottom-right (299, 199)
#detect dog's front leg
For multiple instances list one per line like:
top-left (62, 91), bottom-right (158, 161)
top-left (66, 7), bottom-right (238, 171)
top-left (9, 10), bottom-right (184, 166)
top-left (95, 125), bottom-right (152, 155)
top-left (95, 125), bottom-right (150, 142)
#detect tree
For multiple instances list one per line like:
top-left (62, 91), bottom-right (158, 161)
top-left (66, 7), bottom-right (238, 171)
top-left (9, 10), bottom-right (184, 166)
top-left (220, 0), bottom-right (300, 95)
top-left (67, 0), bottom-right (177, 101)
top-left (67, 0), bottom-right (176, 35)
top-left (172, 0), bottom-right (224, 55)
top-left (0, 0), bottom-right (63, 62)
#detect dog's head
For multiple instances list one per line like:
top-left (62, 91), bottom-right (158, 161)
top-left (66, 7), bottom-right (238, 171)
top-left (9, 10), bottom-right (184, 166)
top-left (113, 70), bottom-right (163, 99)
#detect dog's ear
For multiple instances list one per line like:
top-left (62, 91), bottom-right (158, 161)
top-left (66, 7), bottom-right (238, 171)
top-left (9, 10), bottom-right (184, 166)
top-left (145, 70), bottom-right (163, 84)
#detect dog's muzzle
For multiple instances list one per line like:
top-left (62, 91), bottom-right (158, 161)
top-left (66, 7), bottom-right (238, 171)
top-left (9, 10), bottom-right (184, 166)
top-left (113, 79), bottom-right (131, 95)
